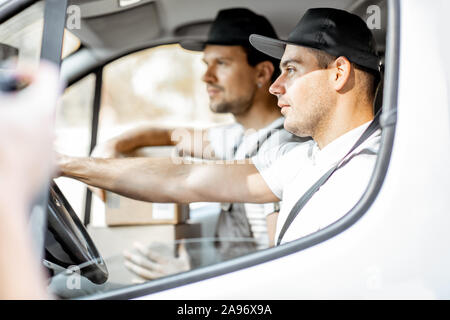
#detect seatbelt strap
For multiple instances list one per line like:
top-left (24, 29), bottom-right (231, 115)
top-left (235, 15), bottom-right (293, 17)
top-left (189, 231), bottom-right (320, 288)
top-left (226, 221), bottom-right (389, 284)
top-left (223, 123), bottom-right (284, 213)
top-left (276, 113), bottom-right (381, 245)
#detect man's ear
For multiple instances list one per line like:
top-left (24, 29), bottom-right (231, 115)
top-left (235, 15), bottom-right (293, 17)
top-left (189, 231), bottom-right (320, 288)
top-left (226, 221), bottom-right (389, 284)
top-left (332, 56), bottom-right (352, 91)
top-left (255, 61), bottom-right (274, 87)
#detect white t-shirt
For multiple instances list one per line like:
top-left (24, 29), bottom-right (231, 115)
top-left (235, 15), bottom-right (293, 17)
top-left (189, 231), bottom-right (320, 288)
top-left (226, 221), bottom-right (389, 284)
top-left (208, 117), bottom-right (306, 248)
top-left (207, 117), bottom-right (300, 160)
top-left (252, 121), bottom-right (381, 245)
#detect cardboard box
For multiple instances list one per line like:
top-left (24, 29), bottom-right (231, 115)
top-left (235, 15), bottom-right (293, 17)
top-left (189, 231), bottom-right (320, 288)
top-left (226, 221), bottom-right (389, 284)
top-left (105, 191), bottom-right (189, 226)
top-left (87, 223), bottom-right (201, 284)
top-left (88, 223), bottom-right (201, 258)
top-left (103, 146), bottom-right (189, 226)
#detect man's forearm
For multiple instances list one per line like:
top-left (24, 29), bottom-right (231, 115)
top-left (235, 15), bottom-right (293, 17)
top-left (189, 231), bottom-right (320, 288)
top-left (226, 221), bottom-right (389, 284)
top-left (60, 156), bottom-right (189, 203)
top-left (114, 126), bottom-right (175, 154)
top-left (112, 126), bottom-right (212, 159)
top-left (58, 156), bottom-right (278, 204)
top-left (266, 211), bottom-right (279, 247)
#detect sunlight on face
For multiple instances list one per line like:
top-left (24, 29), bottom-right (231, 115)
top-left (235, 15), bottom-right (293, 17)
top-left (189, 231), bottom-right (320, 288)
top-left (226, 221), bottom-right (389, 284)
top-left (202, 45), bottom-right (258, 115)
top-left (270, 45), bottom-right (334, 138)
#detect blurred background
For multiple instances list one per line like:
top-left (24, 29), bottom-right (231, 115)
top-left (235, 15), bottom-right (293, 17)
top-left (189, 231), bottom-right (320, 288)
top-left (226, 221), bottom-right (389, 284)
top-left (0, 2), bottom-right (234, 222)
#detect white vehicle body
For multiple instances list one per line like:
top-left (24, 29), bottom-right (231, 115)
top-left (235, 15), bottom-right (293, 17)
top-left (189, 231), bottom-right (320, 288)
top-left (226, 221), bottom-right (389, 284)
top-left (1, 0), bottom-right (448, 300)
top-left (140, 0), bottom-right (450, 299)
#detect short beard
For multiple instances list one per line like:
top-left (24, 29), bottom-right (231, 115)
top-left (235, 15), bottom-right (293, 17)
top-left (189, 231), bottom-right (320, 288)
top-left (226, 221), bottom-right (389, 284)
top-left (286, 100), bottom-right (330, 139)
top-left (209, 91), bottom-right (255, 116)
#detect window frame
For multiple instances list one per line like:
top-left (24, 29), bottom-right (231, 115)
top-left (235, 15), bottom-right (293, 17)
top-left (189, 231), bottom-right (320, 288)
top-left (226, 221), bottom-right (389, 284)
top-left (67, 0), bottom-right (400, 300)
top-left (0, 0), bottom-right (38, 24)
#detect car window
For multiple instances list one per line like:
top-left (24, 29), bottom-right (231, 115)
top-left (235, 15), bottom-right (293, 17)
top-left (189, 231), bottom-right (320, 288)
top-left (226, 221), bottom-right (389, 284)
top-left (89, 44), bottom-right (234, 223)
top-left (54, 74), bottom-right (96, 219)
top-left (62, 29), bottom-right (81, 59)
top-left (0, 1), bottom-right (79, 64)
top-left (0, 1), bottom-right (44, 68)
top-left (45, 1), bottom-right (391, 300)
top-left (48, 44), bottom-right (261, 299)
top-left (99, 43), bottom-right (233, 139)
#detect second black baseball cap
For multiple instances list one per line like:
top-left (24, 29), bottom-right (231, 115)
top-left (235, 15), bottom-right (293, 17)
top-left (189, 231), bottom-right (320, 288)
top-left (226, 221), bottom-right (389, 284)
top-left (249, 8), bottom-right (380, 72)
top-left (180, 8), bottom-right (278, 51)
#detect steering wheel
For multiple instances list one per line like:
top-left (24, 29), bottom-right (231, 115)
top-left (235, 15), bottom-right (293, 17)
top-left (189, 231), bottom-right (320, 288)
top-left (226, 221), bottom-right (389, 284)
top-left (44, 182), bottom-right (108, 284)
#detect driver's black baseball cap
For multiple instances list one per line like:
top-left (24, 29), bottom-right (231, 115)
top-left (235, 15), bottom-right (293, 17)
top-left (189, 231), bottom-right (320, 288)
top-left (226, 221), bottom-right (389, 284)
top-left (249, 8), bottom-right (380, 72)
top-left (180, 8), bottom-right (278, 51)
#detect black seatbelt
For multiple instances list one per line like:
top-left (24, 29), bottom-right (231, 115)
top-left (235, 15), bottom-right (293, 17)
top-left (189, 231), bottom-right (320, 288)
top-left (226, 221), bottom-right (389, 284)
top-left (218, 122), bottom-right (285, 241)
top-left (276, 113), bottom-right (381, 245)
top-left (223, 122), bottom-right (284, 212)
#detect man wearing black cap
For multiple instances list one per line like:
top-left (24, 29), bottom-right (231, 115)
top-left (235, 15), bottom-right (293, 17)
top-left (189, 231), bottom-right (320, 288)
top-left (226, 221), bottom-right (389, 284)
top-left (248, 8), bottom-right (381, 245)
top-left (58, 8), bottom-right (382, 248)
top-left (89, 8), bottom-right (303, 277)
top-left (94, 8), bottom-right (293, 164)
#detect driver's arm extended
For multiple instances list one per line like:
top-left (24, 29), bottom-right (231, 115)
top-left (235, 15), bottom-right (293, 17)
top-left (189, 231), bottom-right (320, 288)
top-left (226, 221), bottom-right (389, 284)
top-left (89, 126), bottom-right (216, 202)
top-left (58, 156), bottom-right (278, 204)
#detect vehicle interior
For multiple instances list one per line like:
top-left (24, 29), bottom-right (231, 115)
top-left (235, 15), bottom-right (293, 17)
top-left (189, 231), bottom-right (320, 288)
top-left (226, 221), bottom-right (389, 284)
top-left (0, 0), bottom-right (394, 299)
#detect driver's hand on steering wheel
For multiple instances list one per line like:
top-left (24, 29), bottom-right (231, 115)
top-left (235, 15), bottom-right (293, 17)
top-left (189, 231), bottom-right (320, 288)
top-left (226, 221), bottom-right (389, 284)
top-left (123, 241), bottom-right (190, 281)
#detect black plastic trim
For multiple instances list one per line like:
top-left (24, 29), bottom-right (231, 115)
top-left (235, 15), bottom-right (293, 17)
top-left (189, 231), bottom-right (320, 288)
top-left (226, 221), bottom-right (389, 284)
top-left (83, 67), bottom-right (103, 226)
top-left (40, 0), bottom-right (68, 66)
top-left (79, 0), bottom-right (401, 300)
top-left (0, 0), bottom-right (37, 24)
